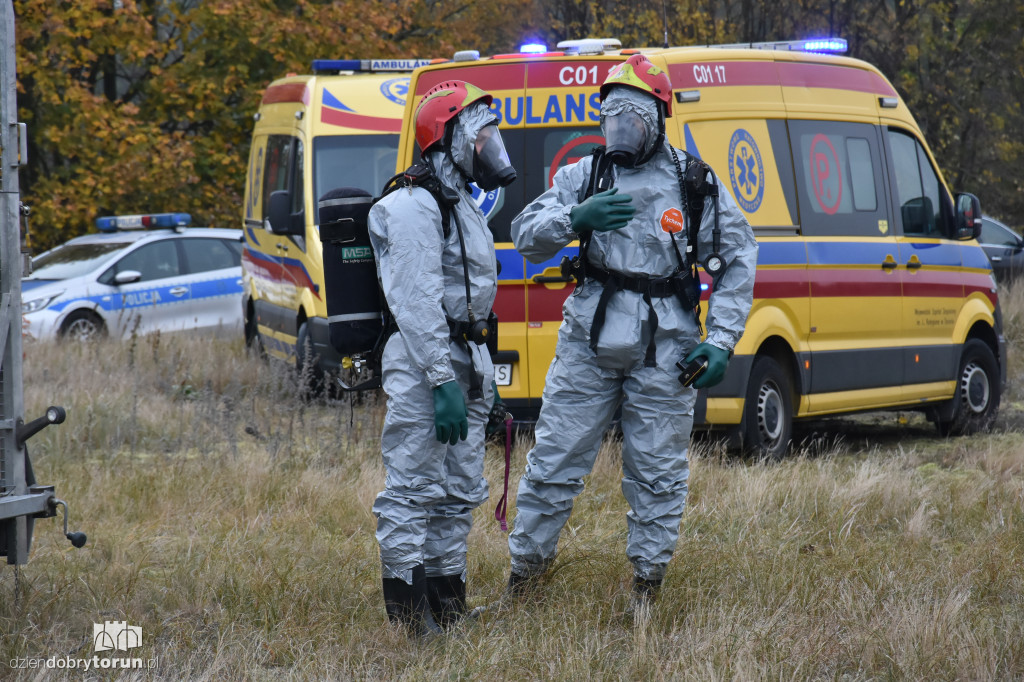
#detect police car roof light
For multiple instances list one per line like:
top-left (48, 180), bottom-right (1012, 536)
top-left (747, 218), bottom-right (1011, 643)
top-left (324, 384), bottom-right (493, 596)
top-left (311, 58), bottom-right (432, 74)
top-left (95, 212), bottom-right (192, 232)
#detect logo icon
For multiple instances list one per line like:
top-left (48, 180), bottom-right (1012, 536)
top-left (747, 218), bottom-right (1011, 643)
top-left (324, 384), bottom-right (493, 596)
top-left (660, 207), bottom-right (684, 233)
top-left (93, 621), bottom-right (142, 652)
top-left (469, 183), bottom-right (503, 219)
top-left (809, 133), bottom-right (843, 215)
top-left (380, 77), bottom-right (410, 106)
top-left (728, 128), bottom-right (765, 213)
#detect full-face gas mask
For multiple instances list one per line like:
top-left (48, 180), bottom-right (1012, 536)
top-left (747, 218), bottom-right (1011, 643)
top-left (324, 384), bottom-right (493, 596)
top-left (449, 102), bottom-right (517, 191)
top-left (472, 123), bottom-right (516, 191)
top-left (600, 87), bottom-right (663, 168)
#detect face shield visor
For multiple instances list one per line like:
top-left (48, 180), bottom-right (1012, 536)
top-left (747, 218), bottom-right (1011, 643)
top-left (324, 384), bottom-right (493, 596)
top-left (602, 111), bottom-right (648, 168)
top-left (472, 123), bottom-right (517, 191)
top-left (600, 87), bottom-right (662, 168)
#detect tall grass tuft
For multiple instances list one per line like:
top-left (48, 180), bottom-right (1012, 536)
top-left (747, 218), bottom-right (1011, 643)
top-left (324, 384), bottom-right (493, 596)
top-left (2, 332), bottom-right (1023, 680)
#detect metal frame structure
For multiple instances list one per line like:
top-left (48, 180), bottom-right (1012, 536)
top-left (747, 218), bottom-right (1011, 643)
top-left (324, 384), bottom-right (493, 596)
top-left (0, 0), bottom-right (81, 565)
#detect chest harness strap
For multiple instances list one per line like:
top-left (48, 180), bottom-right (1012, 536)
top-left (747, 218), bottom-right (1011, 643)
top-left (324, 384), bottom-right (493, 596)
top-left (565, 146), bottom-right (707, 367)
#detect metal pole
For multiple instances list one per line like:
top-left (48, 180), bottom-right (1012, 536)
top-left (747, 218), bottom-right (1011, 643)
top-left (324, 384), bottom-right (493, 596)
top-left (0, 0), bottom-right (43, 565)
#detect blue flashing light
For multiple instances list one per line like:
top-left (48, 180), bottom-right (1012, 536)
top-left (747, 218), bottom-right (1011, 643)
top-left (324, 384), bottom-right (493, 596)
top-left (313, 59), bottom-right (363, 73)
top-left (95, 213), bottom-right (192, 232)
top-left (519, 43), bottom-right (547, 54)
top-left (802, 38), bottom-right (847, 53)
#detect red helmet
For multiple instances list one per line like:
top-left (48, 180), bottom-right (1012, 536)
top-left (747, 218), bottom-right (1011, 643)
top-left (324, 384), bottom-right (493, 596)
top-left (600, 54), bottom-right (673, 116)
top-left (414, 80), bottom-right (494, 153)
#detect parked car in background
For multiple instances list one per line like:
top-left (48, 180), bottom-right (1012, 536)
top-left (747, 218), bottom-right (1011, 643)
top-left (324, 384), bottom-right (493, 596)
top-left (979, 215), bottom-right (1024, 283)
top-left (22, 213), bottom-right (244, 341)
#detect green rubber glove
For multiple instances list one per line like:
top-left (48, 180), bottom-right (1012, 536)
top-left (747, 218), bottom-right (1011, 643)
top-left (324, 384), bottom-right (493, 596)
top-left (570, 187), bottom-right (635, 233)
top-left (684, 342), bottom-right (730, 389)
top-left (432, 380), bottom-right (468, 445)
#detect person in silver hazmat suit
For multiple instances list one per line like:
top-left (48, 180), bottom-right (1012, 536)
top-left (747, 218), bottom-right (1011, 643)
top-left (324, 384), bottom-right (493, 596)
top-left (368, 79), bottom-right (516, 637)
top-left (504, 54), bottom-right (758, 607)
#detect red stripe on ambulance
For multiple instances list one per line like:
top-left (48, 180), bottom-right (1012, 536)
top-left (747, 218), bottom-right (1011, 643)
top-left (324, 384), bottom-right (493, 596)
top-left (668, 61), bottom-right (896, 96)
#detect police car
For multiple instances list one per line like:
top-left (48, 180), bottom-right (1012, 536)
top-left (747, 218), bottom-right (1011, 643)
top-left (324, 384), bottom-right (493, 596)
top-left (22, 213), bottom-right (244, 341)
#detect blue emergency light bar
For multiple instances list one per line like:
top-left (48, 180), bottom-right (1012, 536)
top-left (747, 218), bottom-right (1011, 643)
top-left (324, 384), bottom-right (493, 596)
top-left (312, 59), bottom-right (432, 74)
top-left (95, 213), bottom-right (192, 232)
top-left (800, 38), bottom-right (848, 53)
top-left (711, 38), bottom-right (848, 54)
top-left (519, 43), bottom-right (548, 54)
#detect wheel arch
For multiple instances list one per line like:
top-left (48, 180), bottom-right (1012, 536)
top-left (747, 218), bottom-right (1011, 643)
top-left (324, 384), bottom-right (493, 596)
top-left (754, 335), bottom-right (803, 402)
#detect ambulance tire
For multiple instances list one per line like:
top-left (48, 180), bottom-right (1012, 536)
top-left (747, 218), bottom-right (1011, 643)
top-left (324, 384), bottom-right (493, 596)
top-left (742, 355), bottom-right (794, 461)
top-left (59, 310), bottom-right (106, 342)
top-left (936, 339), bottom-right (1000, 437)
top-left (244, 304), bottom-right (265, 360)
top-left (296, 320), bottom-right (325, 400)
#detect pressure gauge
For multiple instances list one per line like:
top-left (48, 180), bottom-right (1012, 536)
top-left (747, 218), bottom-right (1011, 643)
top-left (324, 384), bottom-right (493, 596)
top-left (703, 253), bottom-right (727, 276)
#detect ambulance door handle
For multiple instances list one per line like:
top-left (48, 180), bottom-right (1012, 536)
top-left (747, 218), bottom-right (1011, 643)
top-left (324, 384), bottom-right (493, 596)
top-left (881, 256), bottom-right (898, 270)
top-left (906, 259), bottom-right (922, 270)
top-left (532, 265), bottom-right (573, 284)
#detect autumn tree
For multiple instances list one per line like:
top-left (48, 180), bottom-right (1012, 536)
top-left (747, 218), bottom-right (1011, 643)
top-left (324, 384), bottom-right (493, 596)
top-left (12, 0), bottom-right (1023, 252)
top-left (13, 0), bottom-right (531, 251)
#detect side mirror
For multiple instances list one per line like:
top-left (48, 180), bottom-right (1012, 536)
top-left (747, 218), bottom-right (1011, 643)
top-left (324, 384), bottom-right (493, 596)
top-left (954, 192), bottom-right (982, 241)
top-left (267, 190), bottom-right (291, 234)
top-left (114, 270), bottom-right (142, 285)
top-left (266, 190), bottom-right (305, 236)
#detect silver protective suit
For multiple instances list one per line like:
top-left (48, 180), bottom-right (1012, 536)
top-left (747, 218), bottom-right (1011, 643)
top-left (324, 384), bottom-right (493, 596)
top-left (508, 88), bottom-right (758, 581)
top-left (368, 102), bottom-right (498, 585)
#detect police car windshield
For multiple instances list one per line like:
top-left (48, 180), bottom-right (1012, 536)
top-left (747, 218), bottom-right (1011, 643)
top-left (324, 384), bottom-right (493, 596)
top-left (28, 241), bottom-right (128, 280)
top-left (313, 134), bottom-right (398, 217)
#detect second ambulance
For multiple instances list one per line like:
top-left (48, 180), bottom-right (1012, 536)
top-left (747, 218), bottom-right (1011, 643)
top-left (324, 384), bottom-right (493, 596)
top-left (393, 38), bottom-right (1002, 458)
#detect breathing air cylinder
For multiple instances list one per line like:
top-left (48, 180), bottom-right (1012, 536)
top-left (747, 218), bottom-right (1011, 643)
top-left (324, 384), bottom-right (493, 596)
top-left (317, 187), bottom-right (382, 356)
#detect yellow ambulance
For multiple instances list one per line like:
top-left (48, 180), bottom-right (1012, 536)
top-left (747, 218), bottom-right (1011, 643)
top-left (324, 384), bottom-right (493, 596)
top-left (241, 58), bottom-right (429, 388)
top-left (396, 38), bottom-right (1003, 458)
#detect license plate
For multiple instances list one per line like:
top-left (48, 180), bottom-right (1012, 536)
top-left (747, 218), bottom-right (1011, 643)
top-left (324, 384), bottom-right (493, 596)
top-left (494, 363), bottom-right (512, 386)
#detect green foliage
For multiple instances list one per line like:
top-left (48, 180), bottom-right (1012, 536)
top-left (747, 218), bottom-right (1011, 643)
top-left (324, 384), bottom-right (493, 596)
top-left (13, 0), bottom-right (1024, 252)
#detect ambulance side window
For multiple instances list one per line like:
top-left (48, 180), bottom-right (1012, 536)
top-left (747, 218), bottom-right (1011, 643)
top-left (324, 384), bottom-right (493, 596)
top-left (789, 120), bottom-right (887, 237)
top-left (518, 126), bottom-right (602, 242)
top-left (262, 135), bottom-right (292, 229)
top-left (886, 129), bottom-right (954, 238)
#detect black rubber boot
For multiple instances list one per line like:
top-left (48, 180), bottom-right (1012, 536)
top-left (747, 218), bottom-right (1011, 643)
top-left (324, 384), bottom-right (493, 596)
top-left (506, 571), bottom-right (539, 599)
top-left (631, 576), bottom-right (663, 603)
top-left (382, 565), bottom-right (443, 639)
top-left (426, 574), bottom-right (467, 629)
top-left (627, 575), bottom-right (663, 622)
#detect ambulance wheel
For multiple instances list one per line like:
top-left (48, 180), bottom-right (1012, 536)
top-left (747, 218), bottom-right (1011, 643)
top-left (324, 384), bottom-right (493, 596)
top-left (742, 355), bottom-right (794, 461)
top-left (244, 306), bottom-right (265, 359)
top-left (59, 311), bottom-right (106, 342)
top-left (936, 339), bottom-right (1000, 437)
top-left (296, 321), bottom-right (325, 399)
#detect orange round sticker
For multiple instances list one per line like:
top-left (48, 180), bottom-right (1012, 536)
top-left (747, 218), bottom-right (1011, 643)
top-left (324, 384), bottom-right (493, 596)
top-left (661, 207), bottom-right (684, 233)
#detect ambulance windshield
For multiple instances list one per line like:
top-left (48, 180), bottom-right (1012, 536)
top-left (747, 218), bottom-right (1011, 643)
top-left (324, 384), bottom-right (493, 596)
top-left (313, 134), bottom-right (399, 217)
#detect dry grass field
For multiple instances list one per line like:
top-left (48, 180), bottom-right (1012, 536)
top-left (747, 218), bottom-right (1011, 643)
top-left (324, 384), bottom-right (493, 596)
top-left (3, 283), bottom-right (1024, 680)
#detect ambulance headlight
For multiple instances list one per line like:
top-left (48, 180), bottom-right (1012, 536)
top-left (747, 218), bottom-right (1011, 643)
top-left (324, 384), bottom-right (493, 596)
top-left (23, 291), bottom-right (63, 313)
